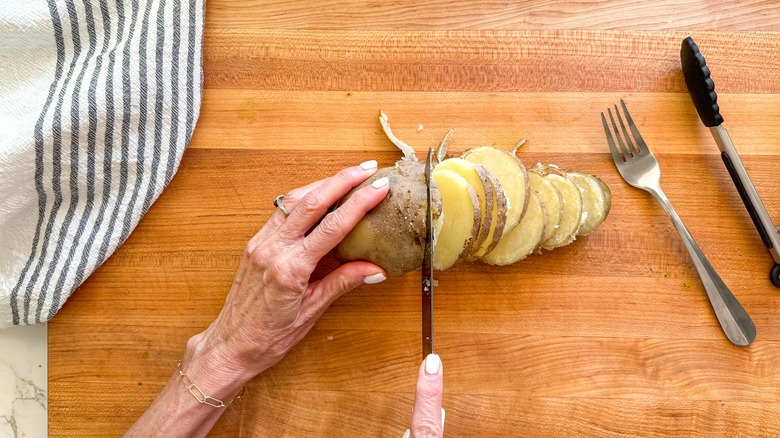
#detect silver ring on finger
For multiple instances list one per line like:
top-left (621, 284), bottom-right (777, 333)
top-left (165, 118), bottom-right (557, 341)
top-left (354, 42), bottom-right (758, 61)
top-left (273, 195), bottom-right (290, 217)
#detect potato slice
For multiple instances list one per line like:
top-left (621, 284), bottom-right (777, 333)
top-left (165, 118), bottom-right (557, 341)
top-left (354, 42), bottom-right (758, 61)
top-left (568, 172), bottom-right (611, 236)
top-left (527, 171), bottom-right (563, 246)
top-left (534, 166), bottom-right (583, 249)
top-left (461, 147), bottom-right (529, 235)
top-left (431, 169), bottom-right (481, 271)
top-left (434, 159), bottom-right (493, 257)
top-left (471, 172), bottom-right (507, 258)
top-left (482, 191), bottom-right (546, 266)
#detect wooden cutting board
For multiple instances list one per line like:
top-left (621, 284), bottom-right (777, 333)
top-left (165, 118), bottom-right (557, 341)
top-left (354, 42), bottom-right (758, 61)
top-left (49, 2), bottom-right (780, 436)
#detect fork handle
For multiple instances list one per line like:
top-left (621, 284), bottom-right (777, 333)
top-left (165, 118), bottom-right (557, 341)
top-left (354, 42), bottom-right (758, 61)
top-left (649, 187), bottom-right (756, 346)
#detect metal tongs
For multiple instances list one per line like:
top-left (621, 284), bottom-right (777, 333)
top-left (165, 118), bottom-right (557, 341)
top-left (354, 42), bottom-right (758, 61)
top-left (681, 37), bottom-right (780, 288)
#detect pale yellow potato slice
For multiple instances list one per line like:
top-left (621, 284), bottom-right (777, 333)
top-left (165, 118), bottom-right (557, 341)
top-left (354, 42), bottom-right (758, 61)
top-left (471, 171), bottom-right (508, 258)
top-left (461, 146), bottom-right (529, 235)
top-left (568, 172), bottom-right (611, 236)
top-left (431, 169), bottom-right (480, 271)
top-left (527, 171), bottom-right (563, 246)
top-left (482, 191), bottom-right (546, 266)
top-left (539, 170), bottom-right (583, 249)
top-left (434, 159), bottom-right (493, 257)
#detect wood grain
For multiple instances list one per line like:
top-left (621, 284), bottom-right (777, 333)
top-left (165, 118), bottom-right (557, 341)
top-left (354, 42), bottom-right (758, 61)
top-left (203, 30), bottom-right (780, 92)
top-left (49, 1), bottom-right (780, 437)
top-left (206, 0), bottom-right (780, 31)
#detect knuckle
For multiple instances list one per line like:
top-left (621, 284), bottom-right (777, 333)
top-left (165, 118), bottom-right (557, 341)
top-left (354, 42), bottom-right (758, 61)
top-left (296, 189), bottom-right (327, 216)
top-left (413, 421), bottom-right (441, 438)
top-left (317, 210), bottom-right (347, 239)
top-left (336, 167), bottom-right (356, 181)
top-left (246, 243), bottom-right (269, 269)
top-left (284, 187), bottom-right (306, 204)
top-left (263, 259), bottom-right (306, 292)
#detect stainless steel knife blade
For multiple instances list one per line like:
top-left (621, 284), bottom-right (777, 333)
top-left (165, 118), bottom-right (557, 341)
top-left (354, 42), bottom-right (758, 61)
top-left (422, 147), bottom-right (434, 358)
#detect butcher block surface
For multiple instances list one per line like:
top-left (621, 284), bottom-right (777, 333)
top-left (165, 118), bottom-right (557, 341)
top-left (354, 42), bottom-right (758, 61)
top-left (49, 1), bottom-right (780, 436)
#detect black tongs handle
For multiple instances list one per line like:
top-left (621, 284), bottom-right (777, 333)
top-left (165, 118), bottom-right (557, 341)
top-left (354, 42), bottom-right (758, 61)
top-left (681, 36), bottom-right (780, 287)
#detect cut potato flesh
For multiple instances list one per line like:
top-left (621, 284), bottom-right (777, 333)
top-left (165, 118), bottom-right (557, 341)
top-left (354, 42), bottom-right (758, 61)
top-left (482, 191), bottom-right (546, 266)
top-left (431, 169), bottom-right (480, 271)
top-left (434, 159), bottom-right (493, 256)
top-left (527, 171), bottom-right (563, 246)
top-left (471, 171), bottom-right (507, 258)
top-left (462, 147), bottom-right (529, 235)
top-left (541, 173), bottom-right (583, 249)
top-left (568, 172), bottom-right (611, 236)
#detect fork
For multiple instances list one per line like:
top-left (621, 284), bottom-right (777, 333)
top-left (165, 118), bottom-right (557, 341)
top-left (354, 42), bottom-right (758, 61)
top-left (602, 99), bottom-right (756, 346)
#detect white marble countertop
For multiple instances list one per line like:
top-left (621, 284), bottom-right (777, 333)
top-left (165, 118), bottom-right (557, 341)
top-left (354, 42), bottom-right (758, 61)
top-left (0, 323), bottom-right (47, 438)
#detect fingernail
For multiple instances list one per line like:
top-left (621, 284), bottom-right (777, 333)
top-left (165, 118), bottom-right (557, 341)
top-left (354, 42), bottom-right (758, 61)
top-left (364, 273), bottom-right (386, 284)
top-left (371, 177), bottom-right (389, 189)
top-left (402, 429), bottom-right (410, 438)
top-left (441, 408), bottom-right (446, 432)
top-left (360, 160), bottom-right (378, 170)
top-left (425, 354), bottom-right (441, 375)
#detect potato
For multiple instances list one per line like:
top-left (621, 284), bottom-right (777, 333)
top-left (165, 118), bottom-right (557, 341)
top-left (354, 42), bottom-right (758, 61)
top-left (527, 171), bottom-right (563, 246)
top-left (568, 172), bottom-right (612, 236)
top-left (482, 191), bottom-right (546, 266)
top-left (335, 112), bottom-right (611, 276)
top-left (431, 168), bottom-right (481, 271)
top-left (461, 146), bottom-right (529, 235)
top-left (533, 165), bottom-right (583, 250)
top-left (433, 159), bottom-right (494, 258)
top-left (336, 160), bottom-right (443, 276)
top-left (470, 171), bottom-right (508, 258)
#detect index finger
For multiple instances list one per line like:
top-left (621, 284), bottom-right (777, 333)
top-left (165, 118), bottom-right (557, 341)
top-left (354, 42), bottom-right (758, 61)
top-left (280, 161), bottom-right (380, 240)
top-left (411, 354), bottom-right (444, 438)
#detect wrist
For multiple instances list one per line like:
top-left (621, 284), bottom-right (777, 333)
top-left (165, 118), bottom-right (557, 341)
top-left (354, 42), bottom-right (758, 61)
top-left (180, 333), bottom-right (254, 403)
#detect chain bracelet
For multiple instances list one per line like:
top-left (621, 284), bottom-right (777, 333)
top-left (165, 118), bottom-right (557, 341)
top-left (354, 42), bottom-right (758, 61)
top-left (177, 360), bottom-right (245, 408)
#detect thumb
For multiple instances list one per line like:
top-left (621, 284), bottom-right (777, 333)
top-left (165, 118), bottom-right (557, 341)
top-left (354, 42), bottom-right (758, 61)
top-left (411, 354), bottom-right (444, 438)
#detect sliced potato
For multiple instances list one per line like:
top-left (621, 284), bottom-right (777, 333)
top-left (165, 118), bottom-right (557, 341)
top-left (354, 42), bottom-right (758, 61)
top-left (471, 171), bottom-right (508, 258)
top-left (568, 172), bottom-right (612, 236)
top-left (482, 191), bottom-right (546, 266)
top-left (434, 159), bottom-right (495, 258)
top-left (461, 146), bottom-right (529, 234)
top-left (527, 171), bottom-right (563, 246)
top-left (533, 165), bottom-right (583, 249)
top-left (431, 169), bottom-right (481, 271)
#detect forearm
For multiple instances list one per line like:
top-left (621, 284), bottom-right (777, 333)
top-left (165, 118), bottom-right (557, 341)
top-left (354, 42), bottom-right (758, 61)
top-left (125, 333), bottom-right (253, 437)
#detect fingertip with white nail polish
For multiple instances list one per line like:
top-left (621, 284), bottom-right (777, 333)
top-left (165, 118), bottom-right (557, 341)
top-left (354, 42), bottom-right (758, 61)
top-left (364, 273), bottom-right (387, 284)
top-left (360, 160), bottom-right (378, 170)
top-left (371, 177), bottom-right (389, 189)
top-left (424, 353), bottom-right (441, 375)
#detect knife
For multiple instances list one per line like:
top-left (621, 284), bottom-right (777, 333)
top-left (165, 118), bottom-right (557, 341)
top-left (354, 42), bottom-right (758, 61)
top-left (422, 147), bottom-right (435, 358)
top-left (681, 36), bottom-right (780, 288)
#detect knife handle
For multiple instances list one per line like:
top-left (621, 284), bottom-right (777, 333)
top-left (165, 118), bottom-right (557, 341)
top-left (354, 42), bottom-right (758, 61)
top-left (681, 36), bottom-right (724, 127)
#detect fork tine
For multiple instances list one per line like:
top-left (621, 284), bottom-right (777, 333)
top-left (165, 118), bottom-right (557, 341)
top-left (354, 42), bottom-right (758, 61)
top-left (614, 104), bottom-right (640, 156)
top-left (608, 108), bottom-right (632, 160)
top-left (620, 99), bottom-right (649, 153)
top-left (602, 112), bottom-right (625, 164)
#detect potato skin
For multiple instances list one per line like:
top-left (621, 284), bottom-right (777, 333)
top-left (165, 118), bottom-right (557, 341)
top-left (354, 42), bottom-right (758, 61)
top-left (336, 160), bottom-right (442, 276)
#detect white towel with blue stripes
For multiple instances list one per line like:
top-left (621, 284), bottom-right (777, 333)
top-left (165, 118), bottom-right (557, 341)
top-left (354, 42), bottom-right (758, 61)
top-left (0, 0), bottom-right (204, 327)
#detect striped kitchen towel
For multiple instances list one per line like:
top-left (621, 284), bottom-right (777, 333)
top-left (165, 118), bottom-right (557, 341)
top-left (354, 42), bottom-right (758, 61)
top-left (0, 0), bottom-right (204, 327)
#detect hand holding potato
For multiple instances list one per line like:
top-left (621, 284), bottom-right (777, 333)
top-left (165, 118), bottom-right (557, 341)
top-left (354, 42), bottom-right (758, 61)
top-left (127, 161), bottom-right (390, 436)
